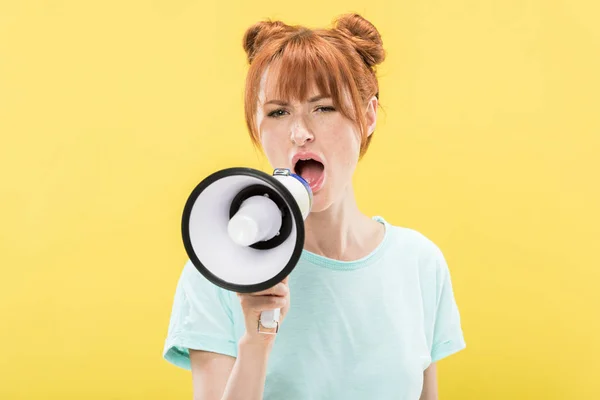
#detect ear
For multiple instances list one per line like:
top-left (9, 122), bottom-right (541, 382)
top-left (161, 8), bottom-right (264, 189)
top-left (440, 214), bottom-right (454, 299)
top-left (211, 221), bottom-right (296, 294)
top-left (365, 95), bottom-right (378, 137)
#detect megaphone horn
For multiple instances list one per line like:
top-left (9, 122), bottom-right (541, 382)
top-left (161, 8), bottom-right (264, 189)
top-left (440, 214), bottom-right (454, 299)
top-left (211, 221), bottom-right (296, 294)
top-left (181, 167), bottom-right (313, 333)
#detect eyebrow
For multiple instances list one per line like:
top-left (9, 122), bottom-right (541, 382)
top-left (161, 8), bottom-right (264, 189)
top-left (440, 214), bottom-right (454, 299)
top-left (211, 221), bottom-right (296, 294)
top-left (264, 95), bottom-right (331, 106)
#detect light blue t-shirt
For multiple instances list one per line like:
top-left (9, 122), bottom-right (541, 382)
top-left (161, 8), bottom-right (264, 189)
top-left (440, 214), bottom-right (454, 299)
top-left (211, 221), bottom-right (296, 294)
top-left (163, 216), bottom-right (466, 399)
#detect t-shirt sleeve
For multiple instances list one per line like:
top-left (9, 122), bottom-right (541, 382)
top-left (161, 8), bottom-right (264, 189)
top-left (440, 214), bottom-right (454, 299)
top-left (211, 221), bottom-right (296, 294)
top-left (162, 259), bottom-right (238, 370)
top-left (424, 242), bottom-right (467, 363)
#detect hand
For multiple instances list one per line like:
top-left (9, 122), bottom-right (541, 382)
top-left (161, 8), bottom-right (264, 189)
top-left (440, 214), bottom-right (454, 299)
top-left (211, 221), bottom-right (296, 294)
top-left (236, 276), bottom-right (291, 347)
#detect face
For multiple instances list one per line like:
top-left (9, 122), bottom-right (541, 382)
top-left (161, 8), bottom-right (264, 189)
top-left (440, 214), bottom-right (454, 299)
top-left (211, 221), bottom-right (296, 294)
top-left (255, 64), bottom-right (378, 213)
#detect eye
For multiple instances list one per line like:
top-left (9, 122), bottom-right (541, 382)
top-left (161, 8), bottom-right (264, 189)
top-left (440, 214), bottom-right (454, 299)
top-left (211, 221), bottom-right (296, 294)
top-left (267, 109), bottom-right (288, 118)
top-left (315, 106), bottom-right (336, 113)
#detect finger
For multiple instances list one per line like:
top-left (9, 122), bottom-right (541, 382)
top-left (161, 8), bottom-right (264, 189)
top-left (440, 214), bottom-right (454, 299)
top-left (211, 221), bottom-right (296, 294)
top-left (281, 293), bottom-right (291, 315)
top-left (249, 282), bottom-right (289, 297)
top-left (243, 295), bottom-right (288, 311)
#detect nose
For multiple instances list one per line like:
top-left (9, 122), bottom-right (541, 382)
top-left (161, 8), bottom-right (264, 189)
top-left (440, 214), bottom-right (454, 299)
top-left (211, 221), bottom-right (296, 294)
top-left (290, 117), bottom-right (314, 146)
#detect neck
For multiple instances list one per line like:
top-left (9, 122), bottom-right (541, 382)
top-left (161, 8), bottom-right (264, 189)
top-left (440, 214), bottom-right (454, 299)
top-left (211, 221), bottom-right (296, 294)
top-left (303, 185), bottom-right (384, 261)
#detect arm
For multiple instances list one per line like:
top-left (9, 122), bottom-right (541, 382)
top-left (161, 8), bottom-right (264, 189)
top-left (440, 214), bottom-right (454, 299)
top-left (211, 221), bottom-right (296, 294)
top-left (419, 363), bottom-right (438, 400)
top-left (190, 350), bottom-right (235, 400)
top-left (190, 336), bottom-right (274, 400)
top-left (188, 279), bottom-right (289, 400)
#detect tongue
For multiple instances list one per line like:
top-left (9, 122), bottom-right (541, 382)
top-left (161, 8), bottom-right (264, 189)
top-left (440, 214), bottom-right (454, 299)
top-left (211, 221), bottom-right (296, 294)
top-left (299, 160), bottom-right (324, 185)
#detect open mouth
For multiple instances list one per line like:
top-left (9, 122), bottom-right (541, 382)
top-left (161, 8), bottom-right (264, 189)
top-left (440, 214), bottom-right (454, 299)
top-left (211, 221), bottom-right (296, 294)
top-left (294, 158), bottom-right (325, 191)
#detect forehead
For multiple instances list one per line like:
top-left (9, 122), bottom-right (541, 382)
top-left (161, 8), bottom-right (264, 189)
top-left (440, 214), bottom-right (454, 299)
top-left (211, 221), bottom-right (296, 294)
top-left (258, 60), bottom-right (325, 104)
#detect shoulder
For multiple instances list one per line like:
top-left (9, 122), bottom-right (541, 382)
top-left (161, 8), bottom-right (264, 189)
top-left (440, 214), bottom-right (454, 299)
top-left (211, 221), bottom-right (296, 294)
top-left (173, 259), bottom-right (211, 294)
top-left (382, 219), bottom-right (446, 264)
top-left (173, 259), bottom-right (234, 308)
top-left (379, 218), bottom-right (451, 283)
top-left (377, 218), bottom-right (467, 362)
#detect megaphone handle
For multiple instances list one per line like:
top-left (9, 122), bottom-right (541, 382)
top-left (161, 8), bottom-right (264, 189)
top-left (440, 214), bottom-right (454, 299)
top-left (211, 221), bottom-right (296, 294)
top-left (259, 308), bottom-right (280, 333)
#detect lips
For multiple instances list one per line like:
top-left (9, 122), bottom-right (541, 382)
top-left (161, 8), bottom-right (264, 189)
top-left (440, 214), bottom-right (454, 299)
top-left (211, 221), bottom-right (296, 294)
top-left (291, 151), bottom-right (326, 192)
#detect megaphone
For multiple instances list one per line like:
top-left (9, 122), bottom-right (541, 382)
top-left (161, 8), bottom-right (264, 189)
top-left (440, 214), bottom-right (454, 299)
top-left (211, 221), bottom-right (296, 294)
top-left (181, 167), bottom-right (313, 333)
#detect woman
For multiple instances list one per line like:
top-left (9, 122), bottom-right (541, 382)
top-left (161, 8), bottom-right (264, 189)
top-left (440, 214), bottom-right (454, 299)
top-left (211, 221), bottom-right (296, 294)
top-left (163, 13), bottom-right (466, 400)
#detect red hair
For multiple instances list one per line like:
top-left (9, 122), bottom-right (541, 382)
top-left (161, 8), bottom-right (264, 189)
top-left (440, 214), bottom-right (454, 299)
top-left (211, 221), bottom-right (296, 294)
top-left (242, 14), bottom-right (385, 158)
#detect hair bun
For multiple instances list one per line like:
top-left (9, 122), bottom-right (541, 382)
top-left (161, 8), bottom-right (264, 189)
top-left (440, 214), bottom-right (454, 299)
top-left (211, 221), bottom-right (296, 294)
top-left (242, 20), bottom-right (294, 64)
top-left (334, 13), bottom-right (385, 67)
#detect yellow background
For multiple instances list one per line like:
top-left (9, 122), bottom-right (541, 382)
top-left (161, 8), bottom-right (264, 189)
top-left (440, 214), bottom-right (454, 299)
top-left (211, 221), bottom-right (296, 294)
top-left (1, 0), bottom-right (599, 398)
